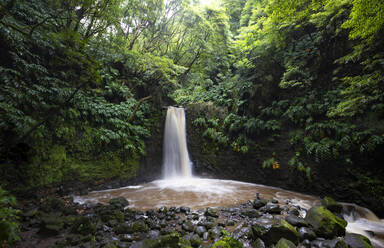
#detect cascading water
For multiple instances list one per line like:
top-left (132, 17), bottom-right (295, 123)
top-left (162, 106), bottom-right (192, 178)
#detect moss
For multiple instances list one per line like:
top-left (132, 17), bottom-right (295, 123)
top-left (305, 206), bottom-right (347, 238)
top-left (211, 236), bottom-right (243, 248)
top-left (275, 238), bottom-right (296, 248)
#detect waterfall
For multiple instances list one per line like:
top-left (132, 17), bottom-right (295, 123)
top-left (162, 106), bottom-right (192, 178)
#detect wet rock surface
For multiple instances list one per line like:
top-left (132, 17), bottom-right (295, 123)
top-left (15, 195), bottom-right (372, 248)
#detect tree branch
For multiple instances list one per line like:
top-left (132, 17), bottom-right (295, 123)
top-left (127, 96), bottom-right (152, 122)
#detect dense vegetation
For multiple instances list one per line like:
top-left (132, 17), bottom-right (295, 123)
top-left (0, 0), bottom-right (383, 245)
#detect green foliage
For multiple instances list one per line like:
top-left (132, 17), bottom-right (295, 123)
top-left (288, 152), bottom-right (311, 179)
top-left (0, 187), bottom-right (20, 245)
top-left (341, 0), bottom-right (384, 42)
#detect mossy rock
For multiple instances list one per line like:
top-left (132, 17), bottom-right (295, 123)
top-left (305, 206), bottom-right (347, 238)
top-left (211, 236), bottom-right (243, 248)
top-left (132, 232), bottom-right (192, 248)
top-left (109, 197), bottom-right (129, 209)
top-left (344, 233), bottom-right (372, 248)
top-left (321, 196), bottom-right (343, 214)
top-left (188, 234), bottom-right (202, 247)
top-left (252, 238), bottom-right (265, 248)
top-left (275, 238), bottom-right (296, 248)
top-left (182, 221), bottom-right (195, 232)
top-left (70, 216), bottom-right (96, 235)
top-left (115, 221), bottom-right (148, 234)
top-left (205, 207), bottom-right (218, 217)
top-left (252, 219), bottom-right (299, 245)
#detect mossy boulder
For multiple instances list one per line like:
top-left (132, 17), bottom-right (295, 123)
top-left (115, 221), bottom-right (148, 234)
top-left (109, 197), bottom-right (129, 209)
top-left (70, 216), bottom-right (96, 235)
top-left (305, 206), bottom-right (347, 238)
top-left (321, 196), bottom-right (343, 214)
top-left (243, 209), bottom-right (260, 218)
top-left (252, 219), bottom-right (299, 245)
top-left (275, 238), bottom-right (296, 248)
top-left (132, 232), bottom-right (192, 248)
top-left (211, 236), bottom-right (243, 248)
top-left (205, 207), bottom-right (218, 217)
top-left (344, 233), bottom-right (373, 248)
top-left (182, 221), bottom-right (195, 232)
top-left (253, 199), bottom-right (268, 209)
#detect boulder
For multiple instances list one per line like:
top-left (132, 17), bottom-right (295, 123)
top-left (321, 197), bottom-right (343, 214)
top-left (298, 227), bottom-right (316, 241)
top-left (115, 221), bottom-right (148, 234)
top-left (311, 237), bottom-right (348, 248)
top-left (275, 238), bottom-right (296, 248)
top-left (232, 226), bottom-right (253, 240)
top-left (182, 221), bottom-right (195, 232)
top-left (211, 237), bottom-right (243, 248)
top-left (108, 197), bottom-right (129, 209)
top-left (185, 233), bottom-right (202, 248)
top-left (243, 209), bottom-right (261, 218)
top-left (265, 204), bottom-right (282, 214)
top-left (195, 225), bottom-right (207, 236)
top-left (131, 232), bottom-right (191, 248)
top-left (285, 215), bottom-right (309, 227)
top-left (252, 219), bottom-right (299, 245)
top-left (252, 238), bottom-right (266, 248)
top-left (344, 233), bottom-right (372, 248)
top-left (253, 199), bottom-right (268, 209)
top-left (205, 207), bottom-right (219, 217)
top-left (305, 206), bottom-right (347, 238)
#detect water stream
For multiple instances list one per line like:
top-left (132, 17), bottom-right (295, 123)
top-left (74, 106), bottom-right (384, 247)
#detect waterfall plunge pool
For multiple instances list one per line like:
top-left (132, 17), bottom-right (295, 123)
top-left (74, 107), bottom-right (384, 247)
top-left (74, 177), bottom-right (384, 247)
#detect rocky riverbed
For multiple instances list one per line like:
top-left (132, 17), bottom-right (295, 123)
top-left (15, 193), bottom-right (375, 248)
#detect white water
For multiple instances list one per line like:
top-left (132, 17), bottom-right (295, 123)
top-left (162, 106), bottom-right (192, 178)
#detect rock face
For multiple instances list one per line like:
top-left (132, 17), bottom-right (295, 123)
top-left (305, 206), bottom-right (347, 238)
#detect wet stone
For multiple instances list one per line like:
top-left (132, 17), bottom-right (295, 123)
top-left (232, 226), bottom-right (253, 240)
top-left (288, 208), bottom-right (300, 216)
top-left (158, 206), bottom-right (167, 213)
top-left (209, 226), bottom-right (223, 239)
top-left (182, 220), bottom-right (195, 232)
top-left (253, 199), bottom-right (268, 209)
top-left (243, 209), bottom-right (261, 218)
top-left (265, 203), bottom-right (282, 214)
top-left (205, 207), bottom-right (219, 217)
top-left (195, 225), bottom-right (207, 236)
top-left (285, 215), bottom-right (309, 227)
top-left (108, 197), bottom-right (129, 209)
top-left (120, 234), bottom-right (133, 242)
top-left (203, 232), bottom-right (209, 241)
top-left (298, 227), bottom-right (317, 241)
top-left (180, 207), bottom-right (190, 214)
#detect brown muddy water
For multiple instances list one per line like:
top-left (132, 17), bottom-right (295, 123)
top-left (74, 177), bottom-right (384, 247)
